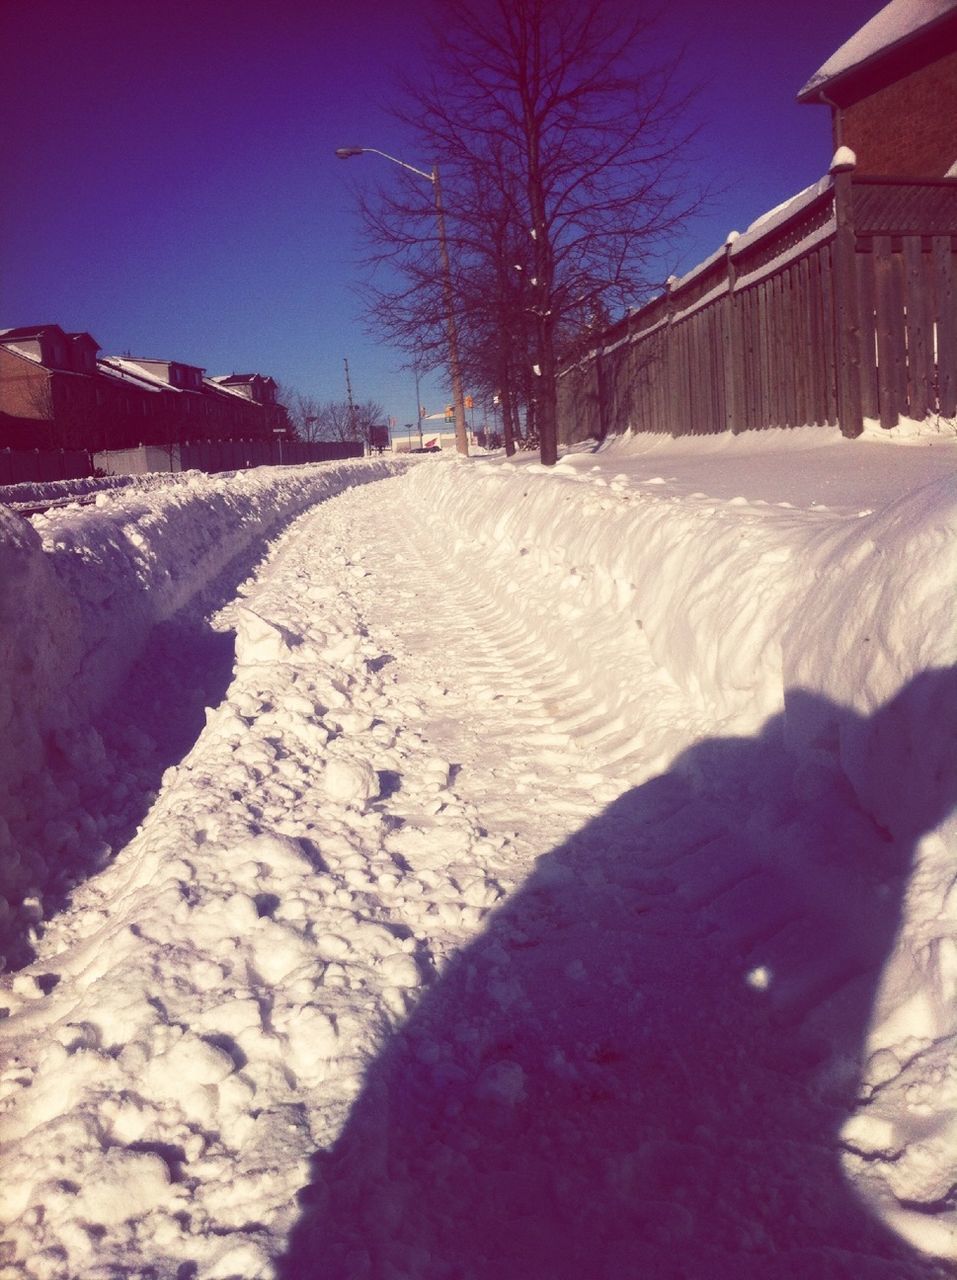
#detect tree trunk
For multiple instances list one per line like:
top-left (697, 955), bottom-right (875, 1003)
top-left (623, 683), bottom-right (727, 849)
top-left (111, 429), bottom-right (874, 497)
top-left (536, 315), bottom-right (558, 465)
top-left (498, 359), bottom-right (517, 455)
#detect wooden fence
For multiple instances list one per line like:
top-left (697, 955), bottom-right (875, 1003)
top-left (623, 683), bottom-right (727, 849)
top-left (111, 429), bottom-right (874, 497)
top-left (0, 438), bottom-right (364, 489)
top-left (0, 447), bottom-right (92, 487)
top-left (557, 168), bottom-right (957, 441)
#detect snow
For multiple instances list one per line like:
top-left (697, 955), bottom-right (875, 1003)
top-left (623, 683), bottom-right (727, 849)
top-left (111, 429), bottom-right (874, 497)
top-left (0, 471), bottom-right (185, 514)
top-left (100, 357), bottom-right (187, 391)
top-left (0, 427), bottom-right (956, 1279)
top-left (831, 145), bottom-right (858, 172)
top-left (799, 0), bottom-right (957, 98)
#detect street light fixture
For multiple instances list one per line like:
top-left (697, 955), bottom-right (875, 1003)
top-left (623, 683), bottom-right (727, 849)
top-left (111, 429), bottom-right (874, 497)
top-left (336, 145), bottom-right (469, 457)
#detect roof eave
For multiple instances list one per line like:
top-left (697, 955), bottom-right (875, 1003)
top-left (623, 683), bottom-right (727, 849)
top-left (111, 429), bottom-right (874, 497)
top-left (797, 5), bottom-right (957, 104)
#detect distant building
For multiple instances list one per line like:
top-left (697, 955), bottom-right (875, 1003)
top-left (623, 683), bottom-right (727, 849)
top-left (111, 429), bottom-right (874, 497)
top-left (0, 325), bottom-right (289, 451)
top-left (208, 373), bottom-right (289, 436)
top-left (797, 0), bottom-right (957, 177)
top-left (391, 424), bottom-right (461, 453)
top-left (209, 372), bottom-right (280, 405)
top-left (0, 325), bottom-right (102, 448)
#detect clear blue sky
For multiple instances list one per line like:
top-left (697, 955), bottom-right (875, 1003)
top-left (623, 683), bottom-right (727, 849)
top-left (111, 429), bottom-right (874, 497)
top-left (0, 0), bottom-right (879, 430)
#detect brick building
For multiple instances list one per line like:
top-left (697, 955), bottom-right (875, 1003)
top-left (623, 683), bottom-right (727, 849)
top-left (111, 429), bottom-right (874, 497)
top-left (797, 0), bottom-right (957, 178)
top-left (0, 325), bottom-right (289, 452)
top-left (0, 326), bottom-right (102, 448)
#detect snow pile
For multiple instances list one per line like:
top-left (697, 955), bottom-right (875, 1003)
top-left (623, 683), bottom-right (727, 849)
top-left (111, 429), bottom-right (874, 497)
top-left (399, 436), bottom-right (957, 1264)
top-left (404, 437), bottom-right (956, 818)
top-left (0, 431), bottom-right (955, 1278)
top-left (0, 460), bottom-right (405, 958)
top-left (0, 470), bottom-right (182, 510)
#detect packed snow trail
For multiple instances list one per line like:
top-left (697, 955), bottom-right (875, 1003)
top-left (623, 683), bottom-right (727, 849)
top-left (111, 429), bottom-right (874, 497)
top-left (0, 444), bottom-right (954, 1279)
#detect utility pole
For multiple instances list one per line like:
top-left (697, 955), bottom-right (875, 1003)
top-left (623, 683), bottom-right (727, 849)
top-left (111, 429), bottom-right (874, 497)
top-left (414, 363), bottom-right (424, 448)
top-left (343, 356), bottom-right (360, 446)
top-left (335, 147), bottom-right (468, 456)
top-left (431, 164), bottom-right (469, 457)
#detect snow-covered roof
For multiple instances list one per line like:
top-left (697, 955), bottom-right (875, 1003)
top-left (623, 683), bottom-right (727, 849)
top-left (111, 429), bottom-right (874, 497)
top-left (798, 0), bottom-right (957, 99)
top-left (99, 356), bottom-right (206, 392)
top-left (204, 376), bottom-right (252, 401)
top-left (0, 324), bottom-right (100, 363)
top-left (0, 325), bottom-right (61, 342)
top-left (99, 356), bottom-right (181, 391)
top-left (96, 358), bottom-right (165, 393)
top-left (0, 341), bottom-right (43, 364)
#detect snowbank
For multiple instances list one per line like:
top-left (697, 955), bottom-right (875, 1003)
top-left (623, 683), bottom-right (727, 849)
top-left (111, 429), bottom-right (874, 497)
top-left (0, 461), bottom-right (405, 908)
top-left (403, 448), bottom-right (957, 840)
top-left (0, 470), bottom-right (181, 509)
top-left (1, 435), bottom-right (955, 1275)
top-left (399, 447), bottom-right (957, 1257)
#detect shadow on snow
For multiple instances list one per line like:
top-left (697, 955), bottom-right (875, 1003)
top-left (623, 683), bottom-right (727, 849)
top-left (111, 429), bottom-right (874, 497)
top-left (279, 668), bottom-right (957, 1280)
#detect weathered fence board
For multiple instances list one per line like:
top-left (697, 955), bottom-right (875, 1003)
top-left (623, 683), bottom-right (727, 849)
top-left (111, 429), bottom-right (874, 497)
top-left (934, 235), bottom-right (957, 416)
top-left (874, 236), bottom-right (899, 429)
top-left (904, 236), bottom-right (932, 419)
top-left (0, 448), bottom-right (92, 487)
top-left (857, 244), bottom-right (879, 419)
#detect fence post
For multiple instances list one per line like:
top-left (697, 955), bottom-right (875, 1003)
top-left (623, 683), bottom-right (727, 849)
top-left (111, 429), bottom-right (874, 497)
top-left (594, 348), bottom-right (609, 440)
top-left (831, 149), bottom-right (863, 438)
top-left (665, 275), bottom-right (678, 436)
top-left (724, 231), bottom-right (741, 433)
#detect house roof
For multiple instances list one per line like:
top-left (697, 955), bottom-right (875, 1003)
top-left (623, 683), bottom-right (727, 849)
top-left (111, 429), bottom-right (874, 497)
top-left (100, 356), bottom-right (208, 392)
top-left (0, 324), bottom-right (99, 347)
top-left (798, 0), bottom-right (957, 101)
top-left (204, 377), bottom-right (253, 401)
top-left (0, 341), bottom-right (43, 365)
top-left (0, 324), bottom-right (63, 342)
top-left (96, 358), bottom-right (166, 393)
top-left (100, 356), bottom-right (187, 392)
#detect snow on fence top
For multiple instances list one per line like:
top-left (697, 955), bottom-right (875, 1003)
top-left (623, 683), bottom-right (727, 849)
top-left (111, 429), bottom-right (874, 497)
top-left (559, 166), bottom-right (957, 440)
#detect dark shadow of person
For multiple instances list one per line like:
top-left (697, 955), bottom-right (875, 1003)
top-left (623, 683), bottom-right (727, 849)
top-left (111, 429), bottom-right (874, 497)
top-left (279, 667), bottom-right (957, 1280)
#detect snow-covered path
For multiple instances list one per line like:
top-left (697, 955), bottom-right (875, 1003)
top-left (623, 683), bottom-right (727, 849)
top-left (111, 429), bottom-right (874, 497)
top-left (1, 442), bottom-right (955, 1279)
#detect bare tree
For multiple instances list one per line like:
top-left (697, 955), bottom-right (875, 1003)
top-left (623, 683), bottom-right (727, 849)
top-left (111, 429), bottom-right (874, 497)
top-left (357, 0), bottom-right (699, 464)
top-left (356, 142), bottom-right (533, 455)
top-left (278, 385), bottom-right (322, 441)
top-left (279, 386), bottom-right (385, 446)
top-left (330, 398), bottom-right (385, 446)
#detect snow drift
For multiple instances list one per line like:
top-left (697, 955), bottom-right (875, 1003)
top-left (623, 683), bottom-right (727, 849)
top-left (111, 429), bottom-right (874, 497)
top-left (403, 450), bottom-right (957, 843)
top-left (0, 430), bottom-right (955, 1277)
top-left (0, 460), bottom-right (405, 911)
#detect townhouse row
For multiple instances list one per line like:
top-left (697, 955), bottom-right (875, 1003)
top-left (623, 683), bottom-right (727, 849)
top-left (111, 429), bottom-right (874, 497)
top-left (0, 324), bottom-right (289, 452)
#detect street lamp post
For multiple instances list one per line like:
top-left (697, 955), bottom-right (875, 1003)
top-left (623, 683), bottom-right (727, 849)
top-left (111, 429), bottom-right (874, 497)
top-left (336, 145), bottom-right (469, 457)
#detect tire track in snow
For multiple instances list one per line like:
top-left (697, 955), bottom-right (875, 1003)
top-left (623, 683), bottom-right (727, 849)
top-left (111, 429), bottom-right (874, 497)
top-left (1, 471), bottom-right (949, 1278)
top-left (334, 476), bottom-right (659, 851)
top-left (275, 480), bottom-right (950, 1278)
